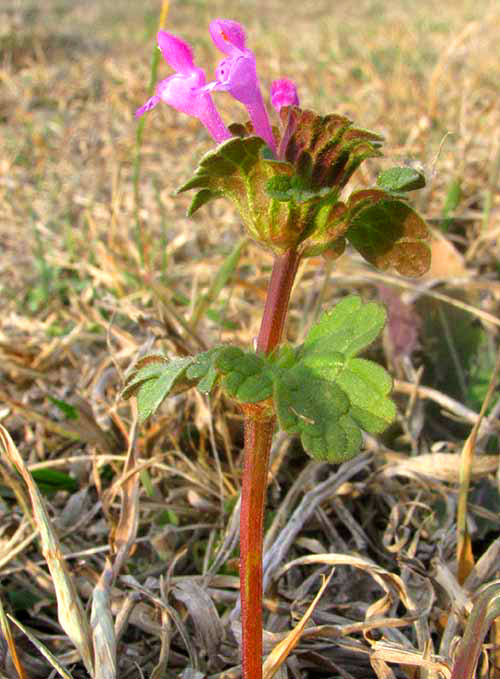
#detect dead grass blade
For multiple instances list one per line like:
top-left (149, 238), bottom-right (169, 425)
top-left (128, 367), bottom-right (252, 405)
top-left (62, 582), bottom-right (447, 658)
top-left (262, 453), bottom-right (372, 595)
top-left (371, 642), bottom-right (451, 679)
top-left (0, 597), bottom-right (27, 679)
top-left (91, 561), bottom-right (117, 679)
top-left (150, 608), bottom-right (172, 679)
top-left (262, 569), bottom-right (334, 679)
top-left (371, 656), bottom-right (397, 679)
top-left (464, 537), bottom-right (500, 592)
top-left (0, 425), bottom-right (95, 676)
top-left (427, 22), bottom-right (479, 120)
top-left (108, 417), bottom-right (139, 579)
top-left (492, 616), bottom-right (500, 679)
top-left (0, 460), bottom-right (34, 531)
top-left (172, 580), bottom-right (224, 658)
top-left (7, 614), bottom-right (76, 679)
top-left (450, 581), bottom-right (500, 679)
top-left (381, 452), bottom-right (499, 482)
top-left (457, 351), bottom-right (500, 583)
top-left (276, 553), bottom-right (424, 630)
top-left (0, 517), bottom-right (37, 570)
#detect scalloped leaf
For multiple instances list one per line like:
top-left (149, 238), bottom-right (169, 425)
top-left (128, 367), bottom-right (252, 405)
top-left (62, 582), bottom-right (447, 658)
top-left (346, 196), bottom-right (431, 277)
top-left (178, 108), bottom-right (385, 255)
top-left (265, 175), bottom-right (331, 204)
top-left (121, 354), bottom-right (170, 400)
top-left (275, 296), bottom-right (395, 461)
top-left (178, 135), bottom-right (267, 200)
top-left (377, 166), bottom-right (426, 193)
top-left (215, 347), bottom-right (274, 403)
top-left (134, 357), bottom-right (194, 422)
top-left (274, 364), bottom-right (362, 462)
top-left (178, 135), bottom-right (315, 252)
top-left (282, 108), bottom-right (383, 190)
top-left (185, 348), bottom-right (223, 394)
top-left (301, 295), bottom-right (387, 358)
top-left (335, 358), bottom-right (395, 432)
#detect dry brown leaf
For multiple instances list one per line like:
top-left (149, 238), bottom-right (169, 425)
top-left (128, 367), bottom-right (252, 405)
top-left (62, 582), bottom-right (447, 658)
top-left (457, 353), bottom-right (500, 584)
top-left (0, 425), bottom-right (94, 676)
top-left (91, 561), bottom-right (117, 679)
top-left (381, 452), bottom-right (498, 482)
top-left (371, 642), bottom-right (451, 679)
top-left (0, 597), bottom-right (27, 679)
top-left (172, 580), bottom-right (224, 658)
top-left (423, 229), bottom-right (468, 279)
top-left (109, 417), bottom-right (140, 579)
top-left (262, 570), bottom-right (334, 679)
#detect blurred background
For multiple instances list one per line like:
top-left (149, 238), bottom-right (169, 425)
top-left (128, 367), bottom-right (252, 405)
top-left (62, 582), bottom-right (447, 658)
top-left (0, 1), bottom-right (499, 677)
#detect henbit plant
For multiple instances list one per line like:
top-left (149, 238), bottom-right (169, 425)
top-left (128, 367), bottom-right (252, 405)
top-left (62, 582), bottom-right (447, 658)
top-left (127, 19), bottom-right (431, 679)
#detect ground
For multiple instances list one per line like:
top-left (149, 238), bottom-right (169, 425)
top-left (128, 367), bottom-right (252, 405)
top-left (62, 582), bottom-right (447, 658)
top-left (0, 0), bottom-right (499, 677)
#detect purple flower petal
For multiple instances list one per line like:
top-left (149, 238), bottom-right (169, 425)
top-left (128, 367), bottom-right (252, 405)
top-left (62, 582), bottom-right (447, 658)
top-left (156, 74), bottom-right (230, 143)
top-left (209, 19), bottom-right (276, 152)
top-left (209, 19), bottom-right (246, 55)
top-left (157, 31), bottom-right (196, 75)
top-left (213, 54), bottom-right (258, 105)
top-left (157, 73), bottom-right (205, 117)
top-left (135, 95), bottom-right (161, 118)
top-left (271, 79), bottom-right (300, 112)
top-left (135, 33), bottom-right (231, 144)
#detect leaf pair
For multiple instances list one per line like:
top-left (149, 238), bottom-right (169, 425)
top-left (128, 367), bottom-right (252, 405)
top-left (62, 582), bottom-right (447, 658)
top-left (178, 106), bottom-right (431, 278)
top-left (122, 297), bottom-right (395, 464)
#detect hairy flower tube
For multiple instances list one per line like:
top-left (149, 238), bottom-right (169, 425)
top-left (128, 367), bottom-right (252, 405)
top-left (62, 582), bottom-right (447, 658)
top-left (207, 19), bottom-right (277, 154)
top-left (135, 30), bottom-right (231, 144)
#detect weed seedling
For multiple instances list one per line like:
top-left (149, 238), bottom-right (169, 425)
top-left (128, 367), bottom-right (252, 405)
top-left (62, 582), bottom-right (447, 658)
top-left (127, 20), bottom-right (431, 679)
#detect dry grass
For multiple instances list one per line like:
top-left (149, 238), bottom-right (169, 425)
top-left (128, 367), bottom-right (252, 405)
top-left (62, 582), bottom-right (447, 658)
top-left (0, 0), bottom-right (499, 677)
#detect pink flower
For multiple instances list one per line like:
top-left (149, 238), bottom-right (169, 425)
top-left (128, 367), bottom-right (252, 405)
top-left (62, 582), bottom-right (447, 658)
top-left (270, 79), bottom-right (300, 112)
top-left (207, 19), bottom-right (276, 153)
top-left (136, 31), bottom-right (231, 144)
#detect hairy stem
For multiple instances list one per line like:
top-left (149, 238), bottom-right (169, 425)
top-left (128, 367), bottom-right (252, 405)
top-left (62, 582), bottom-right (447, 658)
top-left (239, 416), bottom-right (275, 679)
top-left (240, 248), bottom-right (300, 679)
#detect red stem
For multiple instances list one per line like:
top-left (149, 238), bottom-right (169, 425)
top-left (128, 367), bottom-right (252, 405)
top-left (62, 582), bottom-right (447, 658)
top-left (256, 248), bottom-right (300, 354)
top-left (240, 248), bottom-right (300, 679)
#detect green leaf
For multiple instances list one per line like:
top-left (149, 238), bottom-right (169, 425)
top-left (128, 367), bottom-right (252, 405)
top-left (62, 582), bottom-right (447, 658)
top-left (440, 176), bottom-right (462, 232)
top-left (134, 358), bottom-right (194, 422)
top-left (442, 177), bottom-right (462, 217)
top-left (275, 296), bottom-right (395, 462)
top-left (335, 358), bottom-right (396, 432)
top-left (302, 295), bottom-right (387, 358)
top-left (274, 364), bottom-right (361, 462)
top-left (215, 348), bottom-right (274, 403)
top-left (265, 175), bottom-right (331, 204)
top-left (376, 166), bottom-right (426, 193)
top-left (32, 469), bottom-right (78, 495)
top-left (186, 348), bottom-right (222, 394)
top-left (178, 108), bottom-right (384, 255)
top-left (8, 589), bottom-right (42, 611)
top-left (346, 194), bottom-right (431, 277)
top-left (121, 353), bottom-right (170, 399)
top-left (48, 397), bottom-right (79, 421)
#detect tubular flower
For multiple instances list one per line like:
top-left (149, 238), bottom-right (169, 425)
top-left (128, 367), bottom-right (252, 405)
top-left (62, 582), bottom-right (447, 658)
top-left (135, 31), bottom-right (231, 144)
top-left (207, 19), bottom-right (276, 153)
top-left (270, 79), bottom-right (300, 113)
